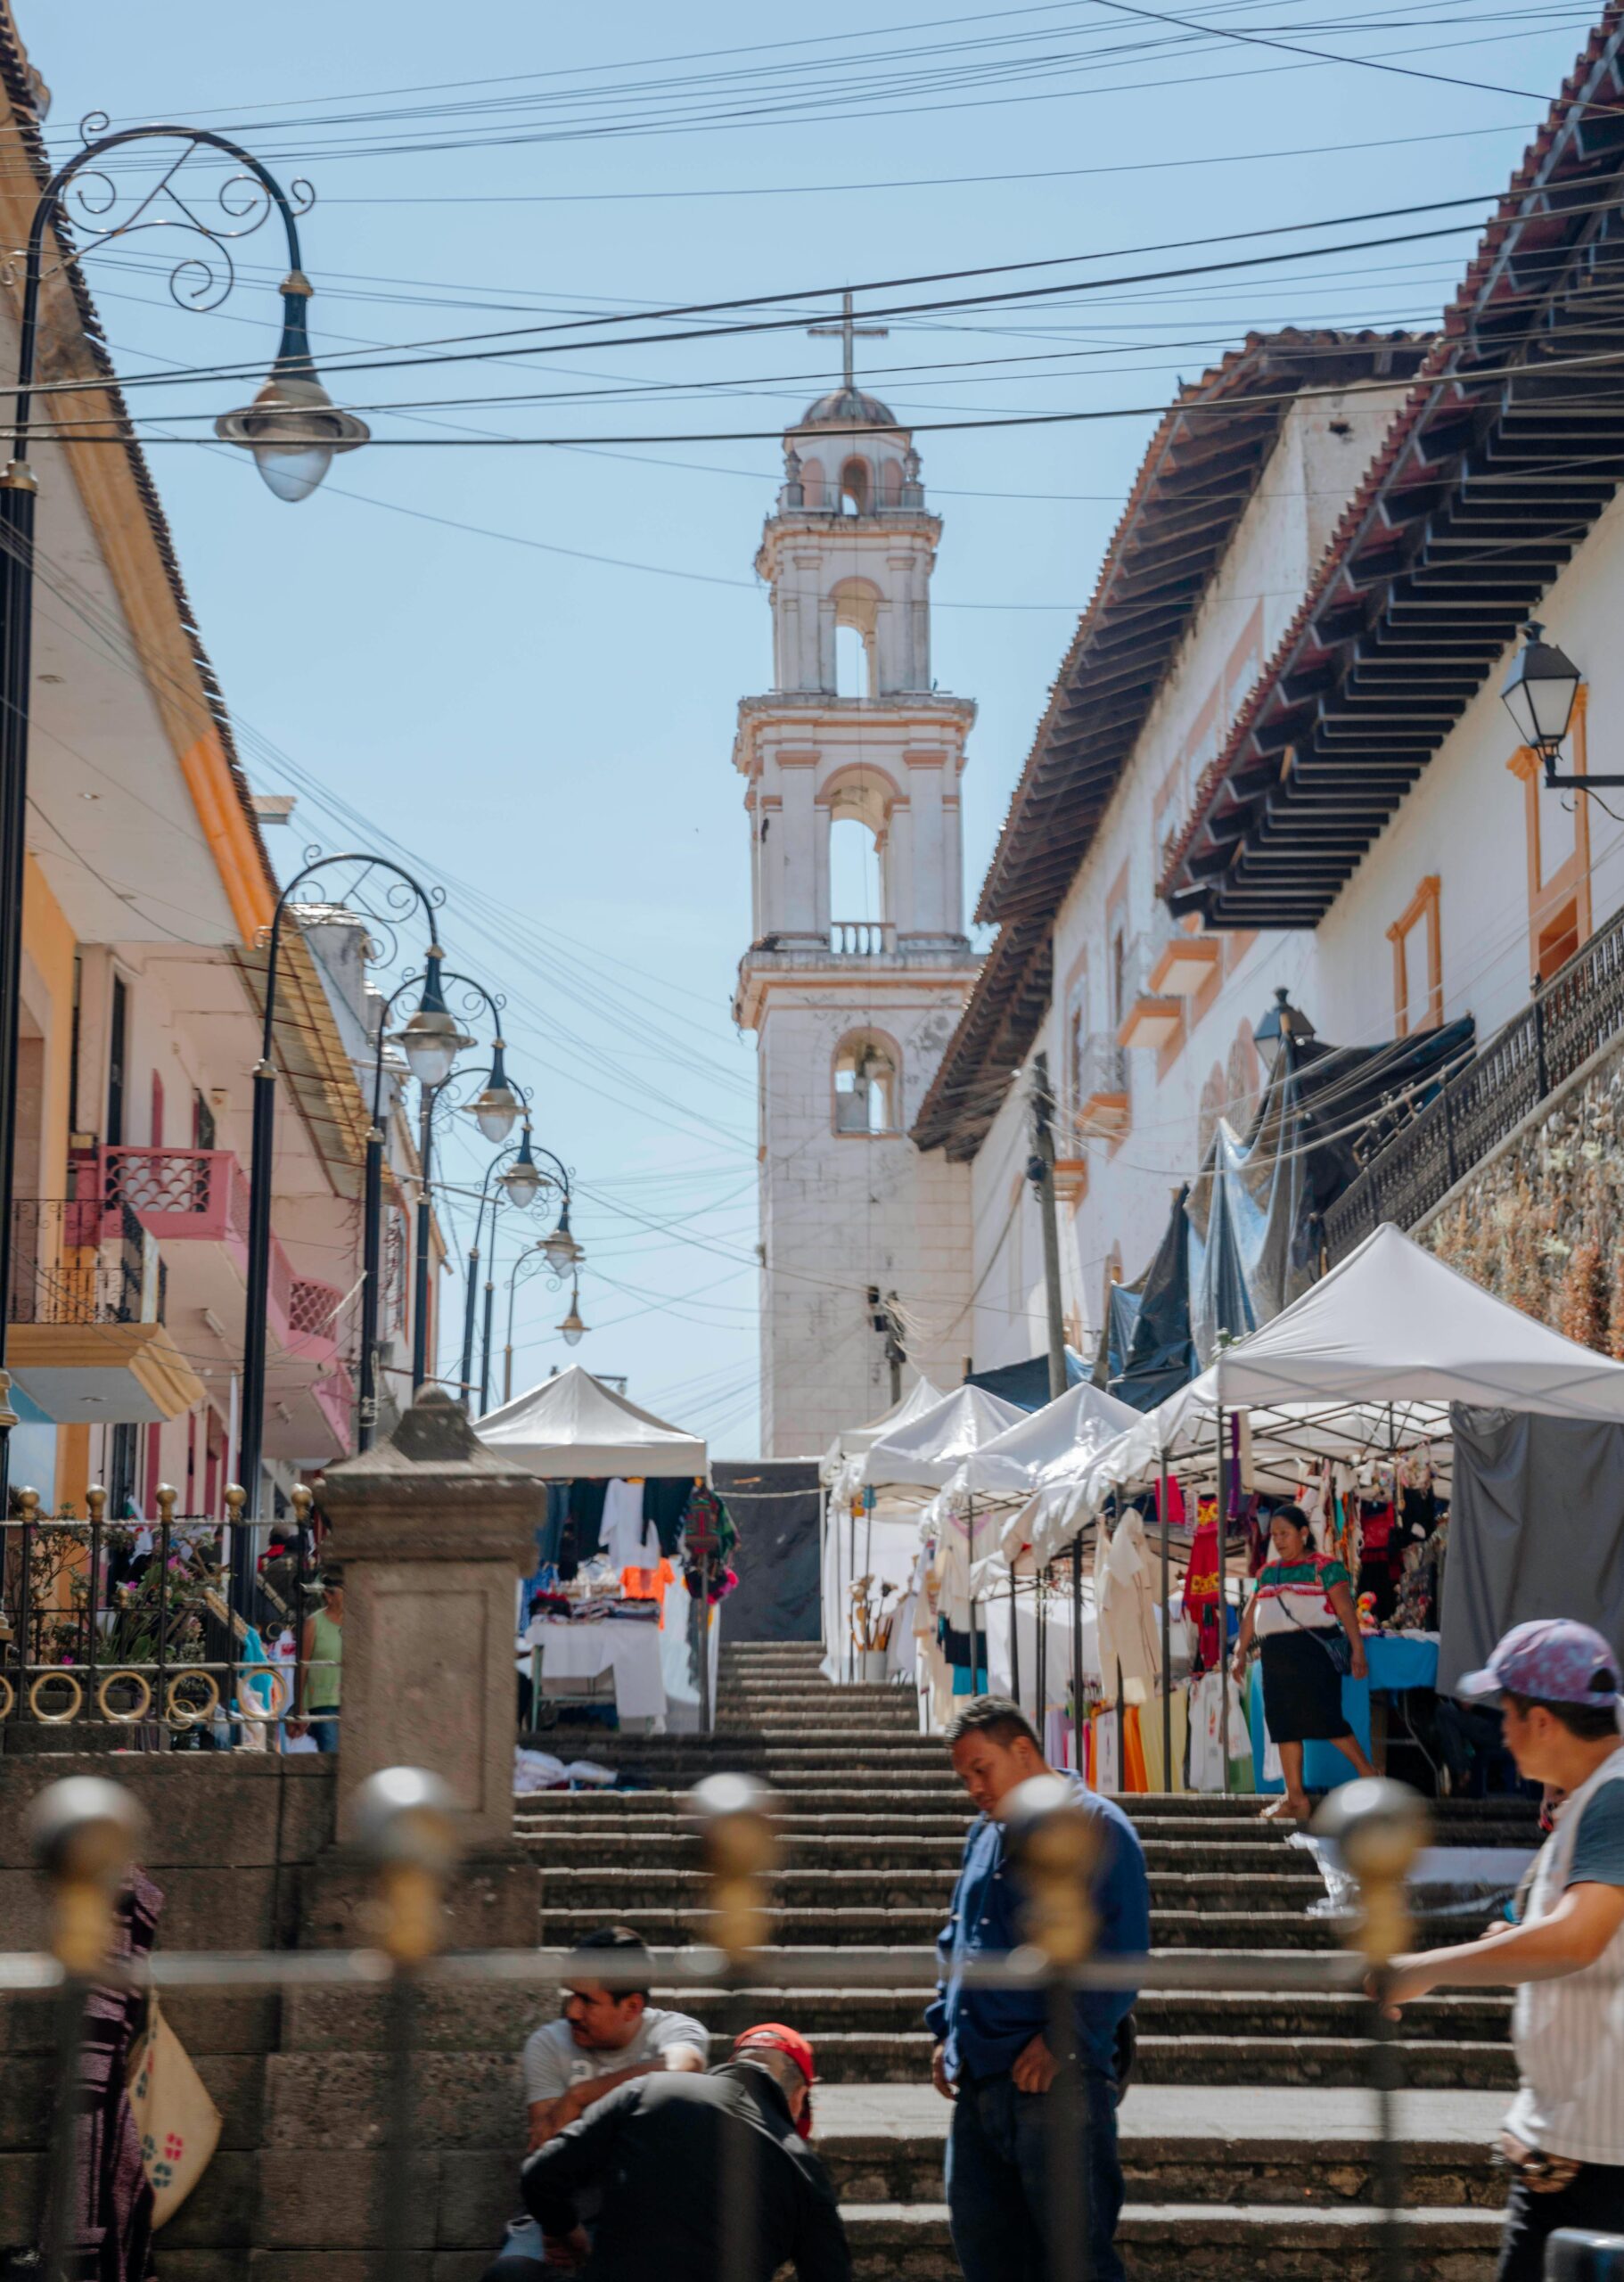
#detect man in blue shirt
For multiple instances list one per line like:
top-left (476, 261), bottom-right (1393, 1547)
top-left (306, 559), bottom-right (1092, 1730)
top-left (927, 1696), bottom-right (1149, 2282)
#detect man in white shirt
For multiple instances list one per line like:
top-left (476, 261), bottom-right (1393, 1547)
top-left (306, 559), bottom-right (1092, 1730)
top-left (1385, 1620), bottom-right (1624, 2282)
top-left (484, 1925), bottom-right (709, 2281)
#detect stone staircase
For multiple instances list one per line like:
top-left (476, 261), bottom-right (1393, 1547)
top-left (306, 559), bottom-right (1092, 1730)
top-left (514, 1639), bottom-right (1530, 2279)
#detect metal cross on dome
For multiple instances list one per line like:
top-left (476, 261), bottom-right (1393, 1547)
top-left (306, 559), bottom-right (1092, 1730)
top-left (808, 291), bottom-right (888, 393)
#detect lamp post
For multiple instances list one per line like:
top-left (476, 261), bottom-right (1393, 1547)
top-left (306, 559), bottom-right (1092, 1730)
top-left (237, 854), bottom-right (440, 1619)
top-left (403, 973), bottom-right (513, 1399)
top-left (501, 1214), bottom-right (589, 1407)
top-left (456, 1135), bottom-right (548, 1411)
top-left (0, 123), bottom-right (365, 1506)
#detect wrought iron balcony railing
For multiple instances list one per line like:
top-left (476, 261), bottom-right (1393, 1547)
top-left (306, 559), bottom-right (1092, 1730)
top-left (5, 1198), bottom-right (164, 1326)
top-left (1325, 897), bottom-right (1624, 1262)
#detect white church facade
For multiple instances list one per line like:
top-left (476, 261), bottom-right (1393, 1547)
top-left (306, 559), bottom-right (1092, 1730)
top-left (733, 333), bottom-right (976, 1457)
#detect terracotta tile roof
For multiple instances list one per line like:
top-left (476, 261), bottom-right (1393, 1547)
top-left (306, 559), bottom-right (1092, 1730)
top-left (1161, 2), bottom-right (1624, 921)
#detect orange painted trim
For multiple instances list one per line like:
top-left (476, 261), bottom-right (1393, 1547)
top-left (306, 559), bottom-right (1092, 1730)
top-left (176, 728), bottom-right (275, 947)
top-left (1509, 686), bottom-right (1592, 982)
top-left (1387, 874), bottom-right (1442, 1035)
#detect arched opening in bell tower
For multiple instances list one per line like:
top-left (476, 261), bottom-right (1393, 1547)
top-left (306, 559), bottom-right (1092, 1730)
top-left (833, 1031), bottom-right (900, 1134)
top-left (830, 578), bottom-right (880, 699)
top-left (839, 457), bottom-right (872, 514)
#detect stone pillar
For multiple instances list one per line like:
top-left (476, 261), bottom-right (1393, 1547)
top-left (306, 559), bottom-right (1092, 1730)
top-left (318, 1388), bottom-right (545, 1851)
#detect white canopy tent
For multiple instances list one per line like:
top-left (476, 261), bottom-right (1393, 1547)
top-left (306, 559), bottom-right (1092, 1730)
top-left (859, 1383), bottom-right (1027, 1494)
top-left (952, 1379), bottom-right (1144, 1504)
top-left (821, 1378), bottom-right (947, 1482)
top-left (1029, 1225), bottom-right (1624, 1569)
top-left (475, 1364), bottom-right (708, 1479)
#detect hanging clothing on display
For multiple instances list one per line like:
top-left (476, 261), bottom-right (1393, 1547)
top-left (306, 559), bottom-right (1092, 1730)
top-left (602, 1477), bottom-right (660, 1572)
top-left (1099, 1508), bottom-right (1163, 1700)
top-left (1140, 1685), bottom-right (1188, 1794)
top-left (1182, 1509), bottom-right (1223, 1673)
top-left (568, 1479), bottom-right (609, 1562)
top-left (1187, 1670), bottom-right (1253, 1794)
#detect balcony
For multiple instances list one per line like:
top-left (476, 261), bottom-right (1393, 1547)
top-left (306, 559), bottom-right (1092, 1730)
top-left (70, 1145), bottom-right (356, 1460)
top-left (1115, 919), bottom-right (1185, 1052)
top-left (1146, 916), bottom-right (1222, 1000)
top-left (1324, 900), bottom-right (1624, 1263)
top-left (830, 920), bottom-right (897, 956)
top-left (1073, 1034), bottom-right (1130, 1138)
top-left (6, 1198), bottom-right (203, 1424)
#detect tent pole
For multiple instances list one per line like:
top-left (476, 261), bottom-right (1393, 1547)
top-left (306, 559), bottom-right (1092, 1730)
top-left (1009, 1567), bottom-right (1021, 1711)
top-left (1217, 1407), bottom-right (1229, 1796)
top-left (1159, 1451), bottom-right (1173, 1794)
top-left (1037, 1565), bottom-right (1048, 1744)
top-left (1071, 1531), bottom-right (1084, 1777)
top-left (846, 1501), bottom-right (856, 1687)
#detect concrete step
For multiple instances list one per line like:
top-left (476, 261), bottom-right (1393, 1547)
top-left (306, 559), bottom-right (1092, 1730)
top-left (774, 2029), bottom-right (1515, 2089)
top-left (541, 1906), bottom-right (1339, 1948)
top-left (530, 1863), bottom-right (1325, 1907)
top-left (840, 2204), bottom-right (1502, 2280)
top-left (518, 1830), bottom-right (1332, 1875)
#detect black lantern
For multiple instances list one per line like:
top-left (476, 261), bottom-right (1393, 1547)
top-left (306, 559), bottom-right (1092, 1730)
top-left (1501, 621), bottom-right (1583, 775)
top-left (1254, 987), bottom-right (1316, 1075)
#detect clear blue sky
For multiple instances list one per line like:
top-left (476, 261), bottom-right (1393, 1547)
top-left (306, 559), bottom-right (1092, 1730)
top-left (29, 0), bottom-right (1595, 1451)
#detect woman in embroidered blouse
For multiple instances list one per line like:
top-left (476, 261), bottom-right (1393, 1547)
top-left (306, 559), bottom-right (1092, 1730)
top-left (1231, 1504), bottom-right (1374, 1822)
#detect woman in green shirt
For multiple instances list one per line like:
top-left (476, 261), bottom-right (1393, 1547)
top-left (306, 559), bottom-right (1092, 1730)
top-left (1231, 1505), bottom-right (1372, 1821)
top-left (291, 1575), bottom-right (342, 1754)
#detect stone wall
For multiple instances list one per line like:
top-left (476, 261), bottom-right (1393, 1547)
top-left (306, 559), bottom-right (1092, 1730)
top-left (0, 1754), bottom-right (539, 2278)
top-left (1416, 1041), bottom-right (1624, 1354)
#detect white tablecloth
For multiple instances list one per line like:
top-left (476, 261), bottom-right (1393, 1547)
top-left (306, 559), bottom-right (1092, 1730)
top-left (527, 1618), bottom-right (667, 1721)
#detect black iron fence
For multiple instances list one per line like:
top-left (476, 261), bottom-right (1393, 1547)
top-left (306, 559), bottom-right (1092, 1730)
top-left (0, 1488), bottom-right (334, 1740)
top-left (1325, 896), bottom-right (1624, 1261)
top-left (4, 1197), bottom-right (163, 1326)
top-left (0, 1767), bottom-right (1433, 2282)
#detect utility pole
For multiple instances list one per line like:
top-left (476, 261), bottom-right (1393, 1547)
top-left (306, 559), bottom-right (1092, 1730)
top-left (867, 1286), bottom-right (906, 1404)
top-left (1028, 1052), bottom-right (1068, 1400)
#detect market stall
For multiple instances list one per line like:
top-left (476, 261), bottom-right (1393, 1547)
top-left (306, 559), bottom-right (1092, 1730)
top-left (980, 1226), bottom-right (1624, 1794)
top-left (817, 1380), bottom-right (947, 1684)
top-left (864, 1382), bottom-right (1026, 1697)
top-left (476, 1367), bottom-right (720, 1732)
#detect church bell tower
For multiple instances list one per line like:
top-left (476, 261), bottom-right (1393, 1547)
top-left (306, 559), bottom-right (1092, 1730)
top-left (734, 302), bottom-right (977, 1457)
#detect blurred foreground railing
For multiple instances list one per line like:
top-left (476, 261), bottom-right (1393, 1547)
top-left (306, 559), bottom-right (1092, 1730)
top-left (0, 1768), bottom-right (1448, 2282)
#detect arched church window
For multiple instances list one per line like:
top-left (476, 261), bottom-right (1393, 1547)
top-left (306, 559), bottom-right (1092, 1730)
top-left (840, 458), bottom-right (871, 515)
top-left (829, 812), bottom-right (884, 920)
top-left (833, 1033), bottom-right (899, 1135)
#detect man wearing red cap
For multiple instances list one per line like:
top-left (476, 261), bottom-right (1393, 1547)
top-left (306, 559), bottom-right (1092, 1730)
top-left (520, 2020), bottom-right (849, 2282)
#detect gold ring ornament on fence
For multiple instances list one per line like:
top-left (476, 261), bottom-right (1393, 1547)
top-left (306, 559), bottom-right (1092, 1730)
top-left (0, 1673), bottom-right (13, 1720)
top-left (235, 1665), bottom-right (289, 1723)
top-left (166, 1670), bottom-right (220, 1727)
top-left (96, 1669), bottom-right (153, 1724)
top-left (29, 1670), bottom-right (84, 1725)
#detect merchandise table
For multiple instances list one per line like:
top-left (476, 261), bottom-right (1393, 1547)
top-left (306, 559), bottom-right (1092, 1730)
top-left (1250, 1631), bottom-right (1439, 1794)
top-left (527, 1615), bottom-right (668, 1723)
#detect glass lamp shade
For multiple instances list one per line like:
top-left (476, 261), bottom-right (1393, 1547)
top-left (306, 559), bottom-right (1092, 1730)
top-left (501, 1160), bottom-right (544, 1208)
top-left (541, 1227), bottom-right (578, 1277)
top-left (558, 1286), bottom-right (587, 1346)
top-left (1253, 986), bottom-right (1316, 1076)
top-left (468, 1083), bottom-right (521, 1144)
top-left (393, 1010), bottom-right (472, 1089)
top-left (214, 371), bottom-right (369, 504)
top-left (1501, 621), bottom-right (1582, 759)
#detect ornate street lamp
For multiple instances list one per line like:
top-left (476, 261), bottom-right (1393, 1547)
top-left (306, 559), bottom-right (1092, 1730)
top-left (238, 851), bottom-right (441, 1619)
top-left (558, 1284), bottom-right (588, 1348)
top-left (360, 960), bottom-right (518, 1447)
top-left (215, 276), bottom-right (368, 503)
top-left (1254, 987), bottom-right (1316, 1077)
top-left (1499, 620), bottom-right (1604, 788)
top-left (499, 1124), bottom-right (545, 1209)
top-left (0, 123), bottom-right (363, 1507)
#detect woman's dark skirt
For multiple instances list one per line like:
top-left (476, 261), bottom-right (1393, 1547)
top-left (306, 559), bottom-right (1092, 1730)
top-left (1259, 1628), bottom-right (1351, 1744)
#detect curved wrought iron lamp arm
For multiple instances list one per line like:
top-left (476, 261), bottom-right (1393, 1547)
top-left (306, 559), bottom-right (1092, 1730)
top-left (13, 123), bottom-right (309, 447)
top-left (257, 849), bottom-right (442, 1088)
